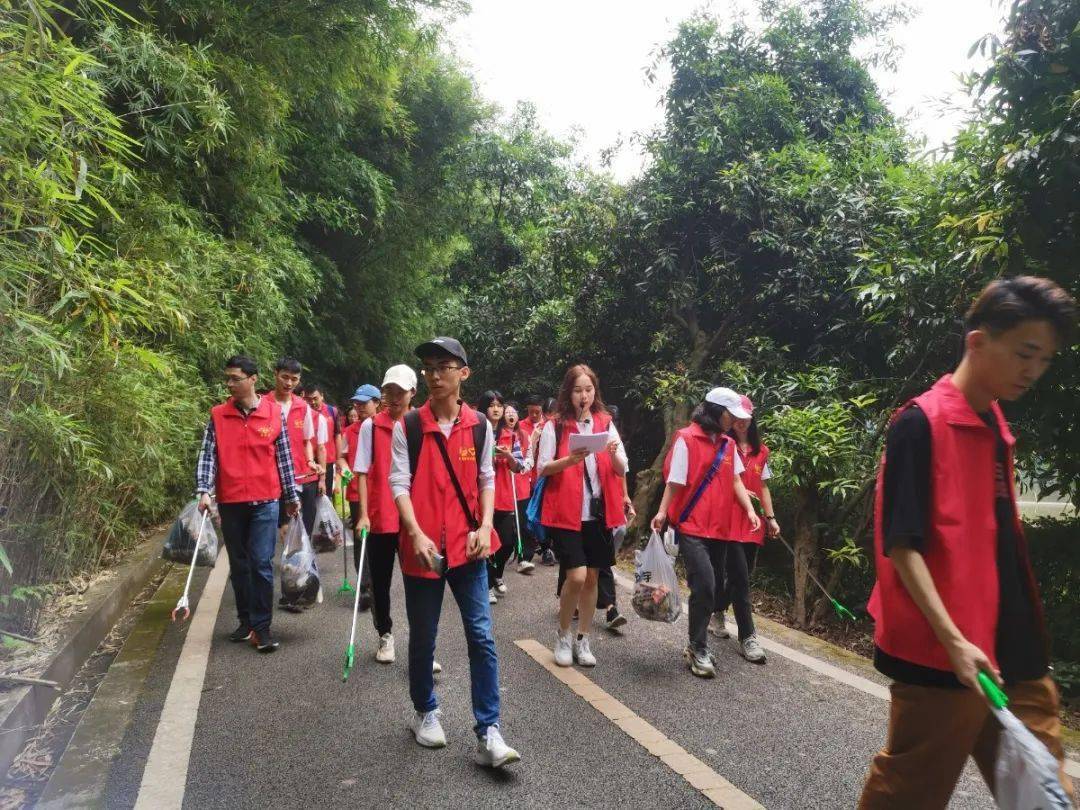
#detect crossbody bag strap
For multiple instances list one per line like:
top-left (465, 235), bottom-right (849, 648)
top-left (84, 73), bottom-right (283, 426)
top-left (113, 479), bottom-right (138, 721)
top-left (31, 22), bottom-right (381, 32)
top-left (431, 430), bottom-right (481, 531)
top-left (678, 437), bottom-right (730, 525)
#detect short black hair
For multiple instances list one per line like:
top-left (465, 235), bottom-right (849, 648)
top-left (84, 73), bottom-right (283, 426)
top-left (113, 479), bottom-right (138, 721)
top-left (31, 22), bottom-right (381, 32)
top-left (305, 383), bottom-right (323, 396)
top-left (274, 357), bottom-right (302, 374)
top-left (224, 355), bottom-right (258, 377)
top-left (524, 394), bottom-right (543, 407)
top-left (966, 276), bottom-right (1076, 343)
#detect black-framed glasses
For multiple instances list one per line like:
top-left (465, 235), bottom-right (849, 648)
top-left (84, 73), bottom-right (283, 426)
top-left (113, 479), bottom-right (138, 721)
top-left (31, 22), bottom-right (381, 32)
top-left (224, 374), bottom-right (253, 385)
top-left (419, 363), bottom-right (462, 377)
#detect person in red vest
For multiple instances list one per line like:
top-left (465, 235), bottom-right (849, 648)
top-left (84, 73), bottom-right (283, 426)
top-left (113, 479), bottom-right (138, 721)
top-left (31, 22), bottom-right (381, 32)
top-left (304, 384), bottom-right (340, 497)
top-left (538, 364), bottom-right (629, 669)
top-left (196, 355), bottom-right (300, 653)
top-left (520, 395), bottom-right (557, 566)
top-left (651, 388), bottom-right (759, 678)
top-left (352, 366), bottom-right (424, 666)
top-left (338, 383), bottom-right (381, 611)
top-left (503, 403), bottom-right (536, 574)
top-left (710, 394), bottom-right (778, 663)
top-left (390, 337), bottom-right (520, 768)
top-left (859, 277), bottom-right (1076, 808)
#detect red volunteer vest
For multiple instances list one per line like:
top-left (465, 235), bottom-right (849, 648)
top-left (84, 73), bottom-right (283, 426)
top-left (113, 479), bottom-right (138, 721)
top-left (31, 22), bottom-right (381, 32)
top-left (540, 412), bottom-right (625, 531)
top-left (867, 375), bottom-right (1042, 672)
top-left (211, 396), bottom-right (285, 504)
top-left (520, 417), bottom-right (543, 487)
top-left (728, 444), bottom-right (770, 545)
top-left (493, 427), bottom-right (518, 512)
top-left (663, 425), bottom-right (738, 541)
top-left (365, 411), bottom-right (401, 534)
top-left (398, 403), bottom-right (501, 579)
top-left (316, 403), bottom-right (337, 466)
top-left (282, 394), bottom-right (318, 486)
top-left (511, 428), bottom-right (532, 501)
top-left (343, 421), bottom-right (361, 501)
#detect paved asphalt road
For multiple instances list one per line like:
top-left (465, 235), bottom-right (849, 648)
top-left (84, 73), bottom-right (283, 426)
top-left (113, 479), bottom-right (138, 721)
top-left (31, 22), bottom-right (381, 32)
top-left (97, 535), bottom-right (998, 809)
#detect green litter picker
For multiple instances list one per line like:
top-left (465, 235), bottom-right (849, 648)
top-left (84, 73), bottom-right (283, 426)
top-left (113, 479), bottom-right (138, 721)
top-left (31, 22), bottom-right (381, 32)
top-left (336, 470), bottom-right (356, 596)
top-left (773, 533), bottom-right (857, 621)
top-left (342, 527), bottom-right (368, 681)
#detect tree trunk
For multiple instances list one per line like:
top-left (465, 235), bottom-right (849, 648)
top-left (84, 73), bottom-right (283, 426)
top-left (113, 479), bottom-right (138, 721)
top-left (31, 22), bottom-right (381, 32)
top-left (792, 486), bottom-right (819, 628)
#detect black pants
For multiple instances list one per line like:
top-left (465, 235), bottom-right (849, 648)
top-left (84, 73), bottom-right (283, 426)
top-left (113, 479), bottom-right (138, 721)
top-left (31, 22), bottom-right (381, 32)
top-left (324, 463), bottom-right (336, 501)
top-left (354, 532), bottom-right (398, 636)
top-left (279, 480), bottom-right (319, 533)
top-left (714, 542), bottom-right (758, 640)
top-left (347, 501), bottom-right (373, 596)
top-left (489, 510), bottom-right (517, 582)
top-left (678, 532), bottom-right (728, 653)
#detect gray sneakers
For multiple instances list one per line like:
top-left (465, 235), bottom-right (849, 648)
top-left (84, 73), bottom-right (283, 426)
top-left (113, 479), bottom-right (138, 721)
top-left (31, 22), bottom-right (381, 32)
top-left (684, 646), bottom-right (716, 678)
top-left (708, 612), bottom-right (731, 639)
top-left (741, 635), bottom-right (766, 664)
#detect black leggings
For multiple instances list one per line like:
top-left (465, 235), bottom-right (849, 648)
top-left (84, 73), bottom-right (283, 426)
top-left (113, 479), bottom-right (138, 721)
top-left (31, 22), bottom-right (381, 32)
top-left (355, 532), bottom-right (398, 636)
top-left (489, 510), bottom-right (517, 581)
top-left (714, 542), bottom-right (758, 640)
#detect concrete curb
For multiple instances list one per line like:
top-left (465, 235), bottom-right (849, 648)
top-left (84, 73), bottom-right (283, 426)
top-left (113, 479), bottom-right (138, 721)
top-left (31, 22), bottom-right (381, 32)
top-left (0, 529), bottom-right (168, 778)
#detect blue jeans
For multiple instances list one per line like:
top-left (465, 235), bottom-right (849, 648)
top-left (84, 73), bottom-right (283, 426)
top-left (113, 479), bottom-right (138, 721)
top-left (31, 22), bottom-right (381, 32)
top-left (218, 501), bottom-right (279, 633)
top-left (403, 561), bottom-right (500, 737)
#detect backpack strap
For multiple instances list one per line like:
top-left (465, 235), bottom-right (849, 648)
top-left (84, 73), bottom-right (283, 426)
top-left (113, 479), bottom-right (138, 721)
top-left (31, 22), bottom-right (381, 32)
top-left (405, 409), bottom-right (423, 477)
top-left (473, 420), bottom-right (486, 491)
top-left (678, 436), bottom-right (731, 525)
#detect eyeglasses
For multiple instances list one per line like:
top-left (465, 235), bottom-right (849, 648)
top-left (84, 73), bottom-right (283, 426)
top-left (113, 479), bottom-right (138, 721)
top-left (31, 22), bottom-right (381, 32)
top-left (224, 374), bottom-right (253, 385)
top-left (419, 363), bottom-right (462, 378)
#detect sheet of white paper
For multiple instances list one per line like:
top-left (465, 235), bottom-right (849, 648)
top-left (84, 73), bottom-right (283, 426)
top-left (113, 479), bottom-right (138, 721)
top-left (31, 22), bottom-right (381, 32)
top-left (568, 432), bottom-right (609, 455)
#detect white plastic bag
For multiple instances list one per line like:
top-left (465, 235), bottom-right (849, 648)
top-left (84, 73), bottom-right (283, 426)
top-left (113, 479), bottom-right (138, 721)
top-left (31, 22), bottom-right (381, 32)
top-left (280, 517), bottom-right (320, 605)
top-left (992, 705), bottom-right (1071, 810)
top-left (311, 495), bottom-right (344, 552)
top-left (163, 500), bottom-right (219, 567)
top-left (631, 530), bottom-right (682, 623)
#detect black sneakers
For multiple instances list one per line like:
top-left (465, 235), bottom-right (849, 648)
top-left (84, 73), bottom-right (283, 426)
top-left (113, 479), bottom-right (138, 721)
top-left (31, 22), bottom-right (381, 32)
top-left (250, 629), bottom-right (280, 653)
top-left (541, 549), bottom-right (556, 566)
top-left (605, 607), bottom-right (627, 631)
top-left (229, 624), bottom-right (252, 643)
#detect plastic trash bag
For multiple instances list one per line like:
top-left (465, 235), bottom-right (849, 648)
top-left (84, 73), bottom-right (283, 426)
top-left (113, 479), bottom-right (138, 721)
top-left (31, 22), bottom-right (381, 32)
top-left (311, 495), bottom-right (344, 552)
top-left (992, 704), bottom-right (1071, 810)
top-left (280, 518), bottom-right (320, 606)
top-left (631, 530), bottom-right (681, 623)
top-left (163, 500), bottom-right (219, 567)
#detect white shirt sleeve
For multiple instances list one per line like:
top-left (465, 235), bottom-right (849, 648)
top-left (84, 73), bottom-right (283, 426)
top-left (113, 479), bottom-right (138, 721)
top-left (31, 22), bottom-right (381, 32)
top-left (666, 437), bottom-right (689, 485)
top-left (353, 418), bottom-right (374, 474)
top-left (537, 420), bottom-right (557, 476)
top-left (761, 461), bottom-right (772, 481)
top-left (302, 408), bottom-right (315, 441)
top-left (734, 448), bottom-right (745, 475)
top-left (315, 413), bottom-right (329, 446)
top-left (478, 421), bottom-right (495, 492)
top-left (389, 421), bottom-right (411, 498)
top-left (607, 423), bottom-right (629, 472)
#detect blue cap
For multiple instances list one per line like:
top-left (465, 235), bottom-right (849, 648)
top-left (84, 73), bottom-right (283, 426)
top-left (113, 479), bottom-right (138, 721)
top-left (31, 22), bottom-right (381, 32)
top-left (351, 384), bottom-right (381, 403)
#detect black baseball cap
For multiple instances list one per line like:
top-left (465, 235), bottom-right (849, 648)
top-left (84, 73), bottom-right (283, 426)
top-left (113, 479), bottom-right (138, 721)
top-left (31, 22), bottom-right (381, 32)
top-left (414, 337), bottom-right (468, 367)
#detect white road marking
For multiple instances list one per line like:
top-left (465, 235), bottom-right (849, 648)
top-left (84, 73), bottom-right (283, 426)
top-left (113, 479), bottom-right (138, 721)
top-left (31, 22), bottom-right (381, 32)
top-left (134, 557), bottom-right (230, 810)
top-left (611, 570), bottom-right (1080, 779)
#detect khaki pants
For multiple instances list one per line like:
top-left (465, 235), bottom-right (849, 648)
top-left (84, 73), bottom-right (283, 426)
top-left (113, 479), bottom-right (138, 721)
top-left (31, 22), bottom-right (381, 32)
top-left (859, 675), bottom-right (1075, 809)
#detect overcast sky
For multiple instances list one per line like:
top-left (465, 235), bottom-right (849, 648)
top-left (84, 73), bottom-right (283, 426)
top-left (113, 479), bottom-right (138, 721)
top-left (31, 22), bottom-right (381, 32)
top-left (445, 0), bottom-right (1005, 180)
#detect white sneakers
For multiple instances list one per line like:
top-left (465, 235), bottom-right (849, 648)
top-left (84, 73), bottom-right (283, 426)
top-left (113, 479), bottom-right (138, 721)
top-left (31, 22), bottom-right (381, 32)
top-left (412, 709), bottom-right (447, 748)
top-left (412, 712), bottom-right (521, 770)
top-left (516, 559), bottom-right (535, 574)
top-left (572, 634), bottom-right (596, 667)
top-left (741, 635), bottom-right (767, 664)
top-left (488, 588), bottom-right (498, 605)
top-left (376, 633), bottom-right (395, 663)
top-left (708, 612), bottom-right (731, 639)
top-left (553, 630), bottom-right (574, 667)
top-left (476, 725), bottom-right (521, 768)
top-left (554, 631), bottom-right (598, 667)
top-left (433, 659), bottom-right (443, 674)
top-left (493, 578), bottom-right (508, 595)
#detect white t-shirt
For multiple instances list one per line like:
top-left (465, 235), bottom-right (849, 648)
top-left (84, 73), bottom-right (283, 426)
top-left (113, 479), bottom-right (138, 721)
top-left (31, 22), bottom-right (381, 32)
top-left (666, 436), bottom-right (744, 486)
top-left (537, 417), bottom-right (629, 521)
top-left (388, 417), bottom-right (495, 498)
top-left (277, 396), bottom-right (320, 441)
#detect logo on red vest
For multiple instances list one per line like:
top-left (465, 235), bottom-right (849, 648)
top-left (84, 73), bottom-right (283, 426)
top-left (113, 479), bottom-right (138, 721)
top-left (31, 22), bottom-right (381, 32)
top-left (257, 426), bottom-right (272, 438)
top-left (293, 419), bottom-right (304, 430)
top-left (459, 446), bottom-right (476, 463)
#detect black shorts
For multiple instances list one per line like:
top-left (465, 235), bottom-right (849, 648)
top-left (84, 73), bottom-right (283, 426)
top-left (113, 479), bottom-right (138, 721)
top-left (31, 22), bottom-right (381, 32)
top-left (548, 521), bottom-right (614, 570)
